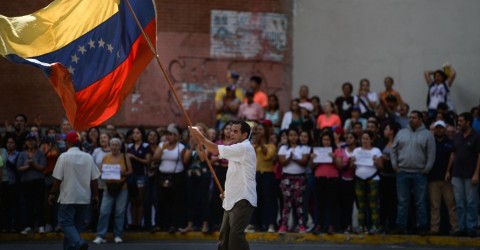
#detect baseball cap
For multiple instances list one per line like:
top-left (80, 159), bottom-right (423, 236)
top-left (298, 102), bottom-right (313, 112)
top-left (226, 84), bottom-right (236, 91)
top-left (433, 120), bottom-right (446, 128)
top-left (166, 124), bottom-right (179, 135)
top-left (65, 131), bottom-right (80, 144)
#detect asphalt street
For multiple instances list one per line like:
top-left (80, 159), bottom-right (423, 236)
top-left (1, 241), bottom-right (479, 250)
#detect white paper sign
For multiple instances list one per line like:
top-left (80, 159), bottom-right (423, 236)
top-left (354, 151), bottom-right (374, 166)
top-left (313, 147), bottom-right (332, 163)
top-left (101, 164), bottom-right (121, 180)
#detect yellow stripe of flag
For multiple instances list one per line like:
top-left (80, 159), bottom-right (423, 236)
top-left (0, 0), bottom-right (120, 58)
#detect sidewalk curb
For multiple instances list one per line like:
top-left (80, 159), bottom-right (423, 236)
top-left (1, 232), bottom-right (479, 247)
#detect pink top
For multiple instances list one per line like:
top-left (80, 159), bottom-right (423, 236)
top-left (238, 102), bottom-right (265, 121)
top-left (342, 148), bottom-right (355, 180)
top-left (314, 148), bottom-right (347, 178)
top-left (316, 113), bottom-right (342, 129)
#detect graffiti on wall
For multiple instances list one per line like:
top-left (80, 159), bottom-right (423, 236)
top-left (211, 10), bottom-right (288, 61)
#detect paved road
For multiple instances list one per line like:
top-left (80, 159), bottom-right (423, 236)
top-left (1, 241), bottom-right (478, 250)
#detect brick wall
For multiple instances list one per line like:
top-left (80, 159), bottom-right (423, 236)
top-left (0, 0), bottom-right (292, 129)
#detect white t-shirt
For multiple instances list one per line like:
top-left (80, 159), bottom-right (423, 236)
top-left (158, 142), bottom-right (185, 173)
top-left (278, 145), bottom-right (307, 175)
top-left (354, 92), bottom-right (379, 114)
top-left (52, 147), bottom-right (101, 204)
top-left (91, 147), bottom-right (110, 189)
top-left (428, 82), bottom-right (450, 110)
top-left (353, 147), bottom-right (382, 180)
top-left (219, 139), bottom-right (257, 211)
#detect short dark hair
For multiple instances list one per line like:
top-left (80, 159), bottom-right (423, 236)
top-left (250, 76), bottom-right (262, 85)
top-left (342, 82), bottom-right (353, 92)
top-left (459, 112), bottom-right (473, 126)
top-left (231, 121), bottom-right (251, 137)
top-left (434, 70), bottom-right (447, 81)
top-left (411, 110), bottom-right (423, 119)
top-left (15, 114), bottom-right (28, 123)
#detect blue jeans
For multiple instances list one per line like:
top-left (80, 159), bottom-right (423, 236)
top-left (96, 189), bottom-right (128, 238)
top-left (395, 171), bottom-right (427, 228)
top-left (304, 173), bottom-right (318, 226)
top-left (58, 204), bottom-right (88, 250)
top-left (452, 177), bottom-right (479, 232)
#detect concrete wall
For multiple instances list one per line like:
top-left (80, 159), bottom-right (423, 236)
top-left (293, 0), bottom-right (480, 113)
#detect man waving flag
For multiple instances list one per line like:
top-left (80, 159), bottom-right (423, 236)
top-left (0, 0), bottom-right (157, 130)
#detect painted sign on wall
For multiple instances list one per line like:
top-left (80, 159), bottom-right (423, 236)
top-left (211, 10), bottom-right (288, 61)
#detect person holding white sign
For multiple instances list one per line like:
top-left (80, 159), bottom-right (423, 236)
top-left (277, 128), bottom-right (309, 234)
top-left (350, 131), bottom-right (383, 234)
top-left (94, 138), bottom-right (132, 244)
top-left (310, 131), bottom-right (346, 234)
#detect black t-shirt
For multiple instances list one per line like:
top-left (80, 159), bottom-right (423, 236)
top-left (127, 142), bottom-right (153, 176)
top-left (335, 96), bottom-right (354, 123)
top-left (452, 130), bottom-right (480, 178)
top-left (429, 137), bottom-right (453, 181)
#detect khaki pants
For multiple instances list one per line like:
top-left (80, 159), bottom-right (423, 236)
top-left (218, 200), bottom-right (255, 250)
top-left (428, 180), bottom-right (459, 232)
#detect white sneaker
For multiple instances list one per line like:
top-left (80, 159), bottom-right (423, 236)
top-left (21, 227), bottom-right (32, 235)
top-left (92, 236), bottom-right (106, 244)
top-left (114, 236), bottom-right (123, 243)
top-left (244, 224), bottom-right (255, 233)
top-left (267, 225), bottom-right (276, 233)
top-left (38, 226), bottom-right (45, 234)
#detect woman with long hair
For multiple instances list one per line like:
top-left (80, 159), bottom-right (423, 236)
top-left (351, 131), bottom-right (383, 234)
top-left (84, 127), bottom-right (100, 154)
top-left (380, 122), bottom-right (400, 233)
top-left (246, 122), bottom-right (277, 233)
top-left (281, 99), bottom-right (302, 131)
top-left (300, 130), bottom-right (317, 232)
top-left (311, 130), bottom-right (346, 234)
top-left (277, 128), bottom-right (309, 233)
top-left (18, 133), bottom-right (47, 234)
top-left (339, 132), bottom-right (358, 233)
top-left (145, 130), bottom-right (160, 231)
top-left (266, 94), bottom-right (284, 135)
top-left (90, 132), bottom-right (111, 231)
top-left (180, 123), bottom-right (211, 233)
top-left (93, 137), bottom-right (132, 244)
top-left (127, 127), bottom-right (152, 230)
top-left (152, 125), bottom-right (186, 233)
top-left (210, 122), bottom-right (232, 230)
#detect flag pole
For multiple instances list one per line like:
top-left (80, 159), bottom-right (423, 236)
top-left (125, 0), bottom-right (224, 194)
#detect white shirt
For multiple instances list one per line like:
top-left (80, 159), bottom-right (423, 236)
top-left (354, 92), bottom-right (379, 114)
top-left (353, 147), bottom-right (382, 180)
top-left (52, 147), bottom-right (101, 204)
top-left (91, 147), bottom-right (110, 189)
top-left (428, 82), bottom-right (449, 110)
top-left (158, 142), bottom-right (185, 173)
top-left (278, 145), bottom-right (307, 174)
top-left (218, 139), bottom-right (257, 211)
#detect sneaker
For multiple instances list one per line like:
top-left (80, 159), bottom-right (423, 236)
top-left (298, 225), bottom-right (306, 234)
top-left (92, 236), bottom-right (106, 244)
top-left (278, 225), bottom-right (287, 234)
top-left (114, 236), bottom-right (123, 243)
top-left (245, 224), bottom-right (255, 233)
top-left (313, 225), bottom-right (322, 235)
top-left (368, 226), bottom-right (378, 235)
top-left (21, 227), bottom-right (32, 235)
top-left (344, 225), bottom-right (352, 234)
top-left (327, 226), bottom-right (335, 235)
top-left (306, 224), bottom-right (315, 233)
top-left (38, 226), bottom-right (45, 234)
top-left (267, 225), bottom-right (276, 233)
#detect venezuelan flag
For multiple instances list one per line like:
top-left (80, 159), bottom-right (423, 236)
top-left (0, 0), bottom-right (156, 130)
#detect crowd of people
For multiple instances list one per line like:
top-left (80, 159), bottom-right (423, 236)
top-left (1, 65), bottom-right (480, 243)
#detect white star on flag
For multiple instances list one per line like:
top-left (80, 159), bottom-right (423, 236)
top-left (71, 54), bottom-right (79, 63)
top-left (68, 66), bottom-right (75, 75)
top-left (78, 46), bottom-right (86, 55)
top-left (98, 39), bottom-right (105, 48)
top-left (88, 39), bottom-right (96, 48)
top-left (107, 44), bottom-right (114, 53)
